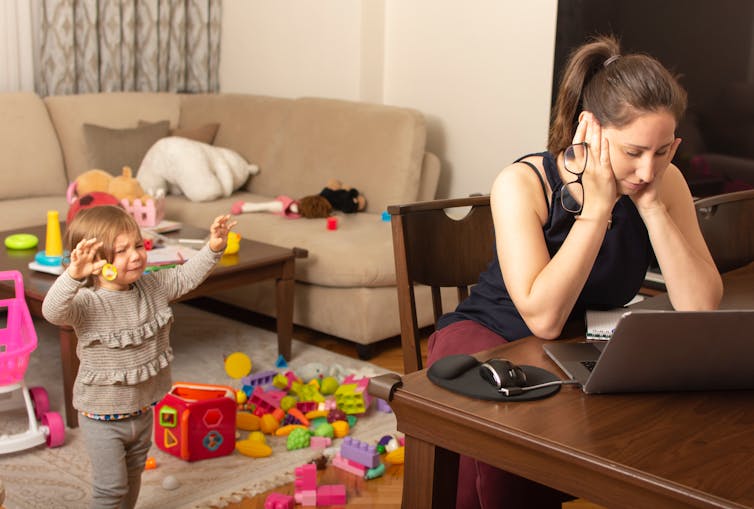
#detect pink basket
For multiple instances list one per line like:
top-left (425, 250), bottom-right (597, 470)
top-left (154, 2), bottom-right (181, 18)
top-left (0, 270), bottom-right (38, 385)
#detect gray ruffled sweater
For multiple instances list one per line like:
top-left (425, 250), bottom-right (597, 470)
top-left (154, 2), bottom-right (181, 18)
top-left (42, 245), bottom-right (222, 416)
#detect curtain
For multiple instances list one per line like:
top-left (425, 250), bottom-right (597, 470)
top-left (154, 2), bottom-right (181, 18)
top-left (37, 0), bottom-right (221, 96)
top-left (0, 0), bottom-right (35, 92)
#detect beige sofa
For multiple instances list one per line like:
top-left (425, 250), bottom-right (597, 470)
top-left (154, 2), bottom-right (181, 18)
top-left (1, 91), bottom-right (441, 354)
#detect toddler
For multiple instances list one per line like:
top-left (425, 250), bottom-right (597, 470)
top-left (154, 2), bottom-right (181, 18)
top-left (42, 205), bottom-right (236, 509)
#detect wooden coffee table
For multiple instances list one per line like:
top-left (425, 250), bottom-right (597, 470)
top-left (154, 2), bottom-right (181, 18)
top-left (0, 222), bottom-right (306, 428)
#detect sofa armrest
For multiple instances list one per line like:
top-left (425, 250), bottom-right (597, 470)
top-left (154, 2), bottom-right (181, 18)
top-left (417, 152), bottom-right (441, 201)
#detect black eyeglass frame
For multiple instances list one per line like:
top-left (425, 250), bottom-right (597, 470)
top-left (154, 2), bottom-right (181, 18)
top-left (561, 142), bottom-right (588, 215)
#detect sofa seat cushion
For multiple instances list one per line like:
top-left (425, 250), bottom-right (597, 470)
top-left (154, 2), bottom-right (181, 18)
top-left (162, 193), bottom-right (397, 288)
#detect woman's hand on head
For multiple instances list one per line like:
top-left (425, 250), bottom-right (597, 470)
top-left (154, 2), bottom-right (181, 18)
top-left (209, 214), bottom-right (237, 253)
top-left (574, 112), bottom-right (618, 218)
top-left (67, 238), bottom-right (106, 281)
top-left (629, 137), bottom-right (682, 212)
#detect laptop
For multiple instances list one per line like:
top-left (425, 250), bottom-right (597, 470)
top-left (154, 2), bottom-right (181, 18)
top-left (543, 309), bottom-right (754, 394)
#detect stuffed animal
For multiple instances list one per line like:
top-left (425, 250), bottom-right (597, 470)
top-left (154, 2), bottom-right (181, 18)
top-left (71, 167), bottom-right (151, 203)
top-left (231, 179), bottom-right (366, 219)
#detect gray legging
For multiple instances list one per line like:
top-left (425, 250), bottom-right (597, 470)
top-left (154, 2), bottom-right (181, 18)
top-left (79, 410), bottom-right (153, 509)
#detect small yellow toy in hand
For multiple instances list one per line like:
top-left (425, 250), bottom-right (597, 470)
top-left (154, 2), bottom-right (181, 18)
top-left (224, 232), bottom-right (241, 255)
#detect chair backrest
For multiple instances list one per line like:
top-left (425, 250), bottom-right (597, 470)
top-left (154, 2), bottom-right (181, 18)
top-left (389, 195), bottom-right (494, 373)
top-left (695, 189), bottom-right (754, 273)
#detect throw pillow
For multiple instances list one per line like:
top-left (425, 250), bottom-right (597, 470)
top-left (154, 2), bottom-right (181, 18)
top-left (83, 121), bottom-right (170, 176)
top-left (138, 120), bottom-right (220, 145)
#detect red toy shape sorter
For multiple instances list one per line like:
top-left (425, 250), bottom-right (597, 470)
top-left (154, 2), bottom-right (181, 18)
top-left (154, 382), bottom-right (237, 461)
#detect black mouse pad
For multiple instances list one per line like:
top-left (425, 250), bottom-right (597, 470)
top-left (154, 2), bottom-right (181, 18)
top-left (427, 354), bottom-right (562, 401)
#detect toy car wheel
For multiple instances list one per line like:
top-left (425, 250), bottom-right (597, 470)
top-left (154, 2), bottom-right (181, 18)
top-left (41, 412), bottom-right (65, 447)
top-left (29, 386), bottom-right (50, 420)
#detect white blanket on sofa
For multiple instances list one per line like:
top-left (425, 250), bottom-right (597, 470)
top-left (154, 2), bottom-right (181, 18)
top-left (137, 136), bottom-right (259, 202)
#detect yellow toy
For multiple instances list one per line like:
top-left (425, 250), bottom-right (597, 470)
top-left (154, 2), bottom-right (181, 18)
top-left (223, 231), bottom-right (241, 255)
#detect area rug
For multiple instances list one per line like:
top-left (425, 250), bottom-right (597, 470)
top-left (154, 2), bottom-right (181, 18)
top-left (0, 304), bottom-right (397, 509)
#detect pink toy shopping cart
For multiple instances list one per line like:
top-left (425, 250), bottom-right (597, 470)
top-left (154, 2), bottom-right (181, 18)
top-left (0, 270), bottom-right (65, 453)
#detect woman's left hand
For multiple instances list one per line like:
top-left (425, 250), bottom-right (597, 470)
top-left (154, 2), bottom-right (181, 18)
top-left (629, 138), bottom-right (682, 211)
top-left (208, 214), bottom-right (237, 253)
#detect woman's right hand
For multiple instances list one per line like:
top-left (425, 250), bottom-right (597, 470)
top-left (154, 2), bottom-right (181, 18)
top-left (67, 238), bottom-right (106, 281)
top-left (573, 112), bottom-right (618, 218)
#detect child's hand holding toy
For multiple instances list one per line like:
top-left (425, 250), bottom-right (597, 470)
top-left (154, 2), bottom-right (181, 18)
top-left (68, 238), bottom-right (107, 281)
top-left (208, 215), bottom-right (237, 253)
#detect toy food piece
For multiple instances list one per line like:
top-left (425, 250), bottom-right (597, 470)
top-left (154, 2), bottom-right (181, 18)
top-left (4, 233), bottom-right (38, 250)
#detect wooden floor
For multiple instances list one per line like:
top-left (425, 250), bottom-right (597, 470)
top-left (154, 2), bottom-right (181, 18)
top-left (189, 298), bottom-right (426, 509)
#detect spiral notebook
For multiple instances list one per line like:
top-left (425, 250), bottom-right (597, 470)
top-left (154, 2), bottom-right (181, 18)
top-left (585, 309), bottom-right (627, 341)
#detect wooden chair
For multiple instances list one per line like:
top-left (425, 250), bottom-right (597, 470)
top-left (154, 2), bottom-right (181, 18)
top-left (389, 195), bottom-right (494, 373)
top-left (695, 188), bottom-right (754, 273)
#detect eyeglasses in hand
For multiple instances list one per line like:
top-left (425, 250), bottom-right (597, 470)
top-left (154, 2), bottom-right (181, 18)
top-left (561, 142), bottom-right (587, 215)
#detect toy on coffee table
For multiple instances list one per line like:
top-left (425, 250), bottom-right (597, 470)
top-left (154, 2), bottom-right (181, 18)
top-left (230, 179), bottom-right (367, 219)
top-left (27, 210), bottom-right (65, 275)
top-left (67, 167), bottom-right (165, 226)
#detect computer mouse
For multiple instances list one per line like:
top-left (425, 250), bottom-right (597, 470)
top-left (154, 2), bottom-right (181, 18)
top-left (479, 358), bottom-right (527, 389)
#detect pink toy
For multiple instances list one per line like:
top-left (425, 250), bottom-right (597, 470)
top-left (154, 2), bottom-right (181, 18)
top-left (294, 464), bottom-right (318, 506)
top-left (317, 484), bottom-right (346, 506)
top-left (154, 382), bottom-right (236, 461)
top-left (0, 270), bottom-right (65, 453)
top-left (332, 453), bottom-right (367, 476)
top-left (264, 492), bottom-right (295, 509)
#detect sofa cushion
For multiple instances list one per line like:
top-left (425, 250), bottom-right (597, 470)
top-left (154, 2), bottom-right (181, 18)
top-left (139, 120), bottom-right (220, 145)
top-left (44, 92), bottom-right (181, 181)
top-left (162, 193), bottom-right (397, 288)
top-left (0, 93), bottom-right (68, 200)
top-left (83, 120), bottom-right (170, 176)
top-left (268, 98), bottom-right (427, 213)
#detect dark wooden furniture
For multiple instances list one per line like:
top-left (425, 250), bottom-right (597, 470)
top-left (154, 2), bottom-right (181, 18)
top-left (388, 195), bottom-right (494, 373)
top-left (0, 223), bottom-right (305, 428)
top-left (695, 188), bottom-right (754, 273)
top-left (370, 265), bottom-right (754, 509)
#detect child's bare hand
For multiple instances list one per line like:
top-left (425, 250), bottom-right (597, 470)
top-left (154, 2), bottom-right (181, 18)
top-left (208, 214), bottom-right (237, 253)
top-left (67, 238), bottom-right (107, 280)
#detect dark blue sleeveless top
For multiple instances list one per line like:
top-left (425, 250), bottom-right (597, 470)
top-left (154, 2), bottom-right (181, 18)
top-left (437, 152), bottom-right (652, 341)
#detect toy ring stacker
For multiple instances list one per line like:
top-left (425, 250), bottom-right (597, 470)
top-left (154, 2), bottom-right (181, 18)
top-left (102, 264), bottom-right (118, 281)
top-left (4, 233), bottom-right (39, 250)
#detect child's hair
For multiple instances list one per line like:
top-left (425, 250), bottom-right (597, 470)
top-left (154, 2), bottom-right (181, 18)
top-left (65, 206), bottom-right (142, 284)
top-left (548, 34), bottom-right (687, 155)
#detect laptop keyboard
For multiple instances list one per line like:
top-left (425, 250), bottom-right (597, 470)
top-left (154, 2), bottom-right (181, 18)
top-left (581, 360), bottom-right (597, 372)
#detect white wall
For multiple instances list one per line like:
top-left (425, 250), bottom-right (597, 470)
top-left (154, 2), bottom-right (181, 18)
top-left (220, 0), bottom-right (558, 199)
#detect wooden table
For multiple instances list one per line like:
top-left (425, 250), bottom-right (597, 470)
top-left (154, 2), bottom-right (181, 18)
top-left (0, 223), bottom-right (306, 428)
top-left (370, 265), bottom-right (754, 509)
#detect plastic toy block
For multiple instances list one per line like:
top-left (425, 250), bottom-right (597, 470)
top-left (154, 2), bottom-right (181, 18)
top-left (249, 386), bottom-right (287, 416)
top-left (294, 490), bottom-right (317, 506)
top-left (264, 492), bottom-right (294, 509)
top-left (332, 453), bottom-right (367, 476)
top-left (294, 464), bottom-right (317, 491)
top-left (340, 436), bottom-right (380, 468)
top-left (275, 354), bottom-right (288, 368)
top-left (310, 436), bottom-right (332, 449)
top-left (296, 401), bottom-right (319, 413)
top-left (376, 398), bottom-right (393, 413)
top-left (333, 384), bottom-right (366, 414)
top-left (341, 374), bottom-right (373, 408)
top-left (316, 484), bottom-right (346, 505)
top-left (241, 369), bottom-right (277, 388)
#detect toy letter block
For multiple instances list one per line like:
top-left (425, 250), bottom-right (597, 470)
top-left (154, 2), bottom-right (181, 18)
top-left (154, 382), bottom-right (236, 461)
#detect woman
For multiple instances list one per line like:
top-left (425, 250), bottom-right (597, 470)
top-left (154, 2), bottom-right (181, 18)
top-left (428, 35), bottom-right (723, 508)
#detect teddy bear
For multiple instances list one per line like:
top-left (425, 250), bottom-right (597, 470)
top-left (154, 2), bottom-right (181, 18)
top-left (230, 179), bottom-right (367, 219)
top-left (70, 167), bottom-right (152, 203)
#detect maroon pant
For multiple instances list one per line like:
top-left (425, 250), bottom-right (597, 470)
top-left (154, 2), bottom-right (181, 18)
top-left (427, 320), bottom-right (570, 509)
